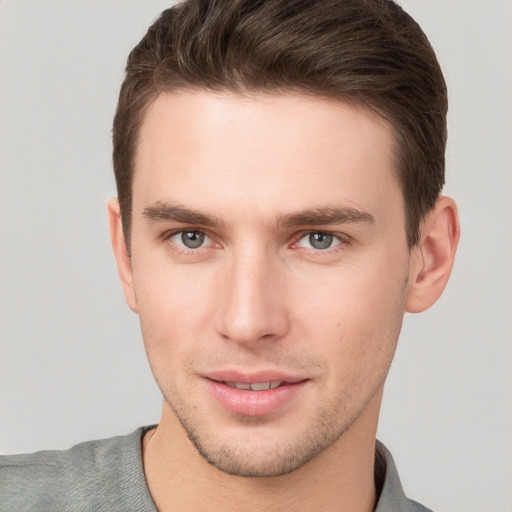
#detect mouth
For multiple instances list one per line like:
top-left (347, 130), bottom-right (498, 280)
top-left (204, 373), bottom-right (309, 417)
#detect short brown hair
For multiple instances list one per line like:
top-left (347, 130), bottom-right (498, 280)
top-left (113, 0), bottom-right (447, 248)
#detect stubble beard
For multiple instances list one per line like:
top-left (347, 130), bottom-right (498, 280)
top-left (167, 405), bottom-right (335, 477)
top-left (162, 372), bottom-right (387, 478)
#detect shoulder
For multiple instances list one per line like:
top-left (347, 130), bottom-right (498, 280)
top-left (407, 500), bottom-right (434, 512)
top-left (0, 427), bottom-right (156, 512)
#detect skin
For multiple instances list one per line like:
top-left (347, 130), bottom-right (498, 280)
top-left (109, 91), bottom-right (459, 512)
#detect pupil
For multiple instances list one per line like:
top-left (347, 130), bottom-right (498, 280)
top-left (309, 232), bottom-right (332, 250)
top-left (182, 231), bottom-right (204, 249)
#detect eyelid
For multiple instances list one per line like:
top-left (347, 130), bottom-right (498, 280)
top-left (162, 227), bottom-right (209, 240)
top-left (160, 227), bottom-right (350, 252)
top-left (162, 228), bottom-right (219, 250)
top-left (290, 230), bottom-right (351, 250)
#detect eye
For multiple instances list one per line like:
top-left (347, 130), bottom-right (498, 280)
top-left (169, 230), bottom-right (208, 249)
top-left (296, 232), bottom-right (342, 250)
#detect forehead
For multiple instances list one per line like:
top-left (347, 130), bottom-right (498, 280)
top-left (133, 91), bottom-right (401, 223)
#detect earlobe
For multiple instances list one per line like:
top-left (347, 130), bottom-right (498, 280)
top-left (405, 196), bottom-right (460, 313)
top-left (107, 198), bottom-right (138, 313)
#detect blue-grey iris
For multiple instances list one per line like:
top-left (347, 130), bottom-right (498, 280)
top-left (309, 233), bottom-right (333, 250)
top-left (182, 231), bottom-right (204, 248)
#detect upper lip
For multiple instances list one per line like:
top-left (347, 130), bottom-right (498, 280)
top-left (204, 369), bottom-right (308, 385)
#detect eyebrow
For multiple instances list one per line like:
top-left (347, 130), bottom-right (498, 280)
top-left (143, 201), bottom-right (374, 229)
top-left (278, 206), bottom-right (374, 227)
top-left (142, 202), bottom-right (224, 227)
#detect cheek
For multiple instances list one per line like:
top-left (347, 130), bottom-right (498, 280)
top-left (134, 257), bottom-right (215, 321)
top-left (291, 259), bottom-right (407, 366)
top-left (132, 263), bottom-right (216, 363)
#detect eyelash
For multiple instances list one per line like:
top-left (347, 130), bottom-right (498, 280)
top-left (162, 229), bottom-right (217, 254)
top-left (291, 231), bottom-right (349, 253)
top-left (161, 229), bottom-right (350, 254)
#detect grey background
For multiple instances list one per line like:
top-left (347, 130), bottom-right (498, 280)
top-left (1, 1), bottom-right (511, 510)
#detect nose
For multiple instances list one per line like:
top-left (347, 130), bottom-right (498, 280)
top-left (215, 248), bottom-right (290, 346)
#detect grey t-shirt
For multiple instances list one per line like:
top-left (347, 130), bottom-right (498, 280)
top-left (0, 427), bottom-right (432, 511)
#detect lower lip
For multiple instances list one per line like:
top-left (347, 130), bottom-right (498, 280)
top-left (205, 379), bottom-right (308, 417)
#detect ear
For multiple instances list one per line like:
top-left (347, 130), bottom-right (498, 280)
top-left (405, 196), bottom-right (460, 313)
top-left (107, 198), bottom-right (138, 313)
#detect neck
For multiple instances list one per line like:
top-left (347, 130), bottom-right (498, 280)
top-left (143, 393), bottom-right (382, 512)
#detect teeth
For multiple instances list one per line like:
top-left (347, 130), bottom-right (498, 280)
top-left (250, 382), bottom-right (272, 391)
top-left (224, 381), bottom-right (284, 391)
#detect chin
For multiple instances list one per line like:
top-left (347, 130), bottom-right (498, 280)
top-left (196, 438), bottom-right (327, 478)
top-left (169, 398), bottom-right (355, 478)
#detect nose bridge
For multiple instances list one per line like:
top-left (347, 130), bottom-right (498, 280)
top-left (216, 243), bottom-right (289, 345)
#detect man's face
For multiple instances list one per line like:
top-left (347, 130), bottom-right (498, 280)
top-left (125, 91), bottom-right (414, 477)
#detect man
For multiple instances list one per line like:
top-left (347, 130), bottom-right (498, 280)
top-left (0, 1), bottom-right (459, 510)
